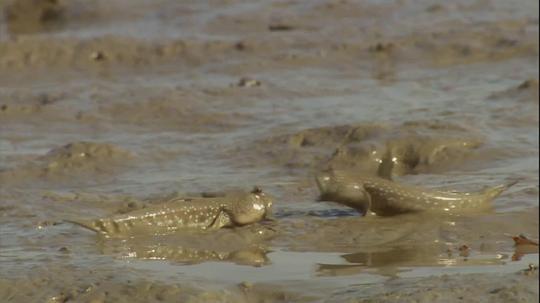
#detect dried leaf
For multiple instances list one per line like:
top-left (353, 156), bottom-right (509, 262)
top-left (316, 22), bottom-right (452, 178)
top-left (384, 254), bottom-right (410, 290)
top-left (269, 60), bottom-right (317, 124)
top-left (512, 234), bottom-right (539, 261)
top-left (512, 234), bottom-right (539, 246)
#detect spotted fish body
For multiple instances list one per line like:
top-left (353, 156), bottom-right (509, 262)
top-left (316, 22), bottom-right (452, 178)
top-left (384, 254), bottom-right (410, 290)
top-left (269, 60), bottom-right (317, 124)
top-left (316, 170), bottom-right (516, 216)
top-left (68, 189), bottom-right (273, 236)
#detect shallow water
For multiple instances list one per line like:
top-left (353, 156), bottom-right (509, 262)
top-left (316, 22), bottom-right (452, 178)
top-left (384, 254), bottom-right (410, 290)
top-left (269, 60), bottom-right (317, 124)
top-left (0, 0), bottom-right (539, 302)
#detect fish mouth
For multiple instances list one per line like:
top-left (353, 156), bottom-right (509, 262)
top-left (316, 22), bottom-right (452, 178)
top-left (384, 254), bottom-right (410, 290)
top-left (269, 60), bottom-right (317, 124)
top-left (262, 216), bottom-right (276, 222)
top-left (262, 205), bottom-right (273, 220)
top-left (315, 174), bottom-right (331, 192)
top-left (316, 193), bottom-right (331, 202)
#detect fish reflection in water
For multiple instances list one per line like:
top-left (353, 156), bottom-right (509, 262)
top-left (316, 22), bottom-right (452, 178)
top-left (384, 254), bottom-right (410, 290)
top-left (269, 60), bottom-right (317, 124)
top-left (317, 246), bottom-right (508, 278)
top-left (97, 237), bottom-right (270, 267)
top-left (93, 224), bottom-right (276, 267)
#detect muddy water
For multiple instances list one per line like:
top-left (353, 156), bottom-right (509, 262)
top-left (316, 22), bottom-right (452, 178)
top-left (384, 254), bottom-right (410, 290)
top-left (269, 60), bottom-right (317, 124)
top-left (0, 0), bottom-right (539, 302)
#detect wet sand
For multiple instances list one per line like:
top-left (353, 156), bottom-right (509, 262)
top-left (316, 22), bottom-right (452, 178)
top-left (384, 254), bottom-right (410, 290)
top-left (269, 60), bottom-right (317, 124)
top-left (0, 0), bottom-right (538, 302)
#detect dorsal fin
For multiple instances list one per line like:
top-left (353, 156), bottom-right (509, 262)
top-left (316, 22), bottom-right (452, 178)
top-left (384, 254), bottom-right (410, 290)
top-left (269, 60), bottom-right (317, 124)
top-left (377, 150), bottom-right (394, 180)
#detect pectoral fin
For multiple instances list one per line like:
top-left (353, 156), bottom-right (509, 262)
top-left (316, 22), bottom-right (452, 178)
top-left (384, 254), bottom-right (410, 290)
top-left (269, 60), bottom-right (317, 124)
top-left (377, 151), bottom-right (394, 181)
top-left (359, 189), bottom-right (372, 217)
top-left (207, 209), bottom-right (232, 230)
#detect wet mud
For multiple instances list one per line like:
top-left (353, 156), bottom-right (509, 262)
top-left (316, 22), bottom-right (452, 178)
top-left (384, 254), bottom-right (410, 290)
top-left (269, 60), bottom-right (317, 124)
top-left (0, 0), bottom-right (538, 302)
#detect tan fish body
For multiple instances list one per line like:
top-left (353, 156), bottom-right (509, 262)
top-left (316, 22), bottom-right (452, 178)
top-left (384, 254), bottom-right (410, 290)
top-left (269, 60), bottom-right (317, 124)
top-left (315, 170), bottom-right (516, 216)
top-left (67, 188), bottom-right (273, 236)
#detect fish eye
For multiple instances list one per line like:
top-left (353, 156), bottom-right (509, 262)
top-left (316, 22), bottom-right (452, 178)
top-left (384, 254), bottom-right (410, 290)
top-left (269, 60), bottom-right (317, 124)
top-left (251, 186), bottom-right (263, 194)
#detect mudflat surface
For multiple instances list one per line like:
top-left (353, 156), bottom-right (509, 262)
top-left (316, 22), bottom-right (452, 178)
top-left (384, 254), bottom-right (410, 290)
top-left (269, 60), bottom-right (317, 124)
top-left (0, 0), bottom-right (538, 302)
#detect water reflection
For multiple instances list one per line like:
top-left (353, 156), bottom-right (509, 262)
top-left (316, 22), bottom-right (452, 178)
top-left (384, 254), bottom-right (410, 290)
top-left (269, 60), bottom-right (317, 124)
top-left (106, 241), bottom-right (270, 267)
top-left (317, 245), bottom-right (508, 278)
top-left (94, 224), bottom-right (275, 267)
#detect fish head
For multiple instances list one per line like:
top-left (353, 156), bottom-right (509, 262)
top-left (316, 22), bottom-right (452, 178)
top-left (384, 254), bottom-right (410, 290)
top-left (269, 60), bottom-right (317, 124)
top-left (316, 170), bottom-right (372, 215)
top-left (227, 187), bottom-right (273, 226)
top-left (316, 170), bottom-right (359, 198)
top-left (315, 170), bottom-right (338, 194)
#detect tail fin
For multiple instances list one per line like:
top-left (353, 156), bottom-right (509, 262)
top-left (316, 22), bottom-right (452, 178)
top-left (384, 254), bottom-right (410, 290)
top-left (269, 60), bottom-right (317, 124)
top-left (64, 219), bottom-right (102, 234)
top-left (484, 180), bottom-right (518, 201)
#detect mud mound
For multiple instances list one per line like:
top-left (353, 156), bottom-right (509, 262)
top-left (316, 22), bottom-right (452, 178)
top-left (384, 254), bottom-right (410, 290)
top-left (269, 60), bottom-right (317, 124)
top-left (328, 132), bottom-right (483, 176)
top-left (0, 142), bottom-right (133, 185)
top-left (41, 141), bottom-right (133, 169)
top-left (245, 123), bottom-right (385, 171)
top-left (244, 121), bottom-right (483, 177)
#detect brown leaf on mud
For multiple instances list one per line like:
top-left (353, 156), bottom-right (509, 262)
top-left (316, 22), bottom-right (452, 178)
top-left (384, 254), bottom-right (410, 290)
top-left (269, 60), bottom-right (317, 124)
top-left (512, 234), bottom-right (539, 246)
top-left (512, 234), bottom-right (539, 261)
top-left (458, 245), bottom-right (470, 257)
